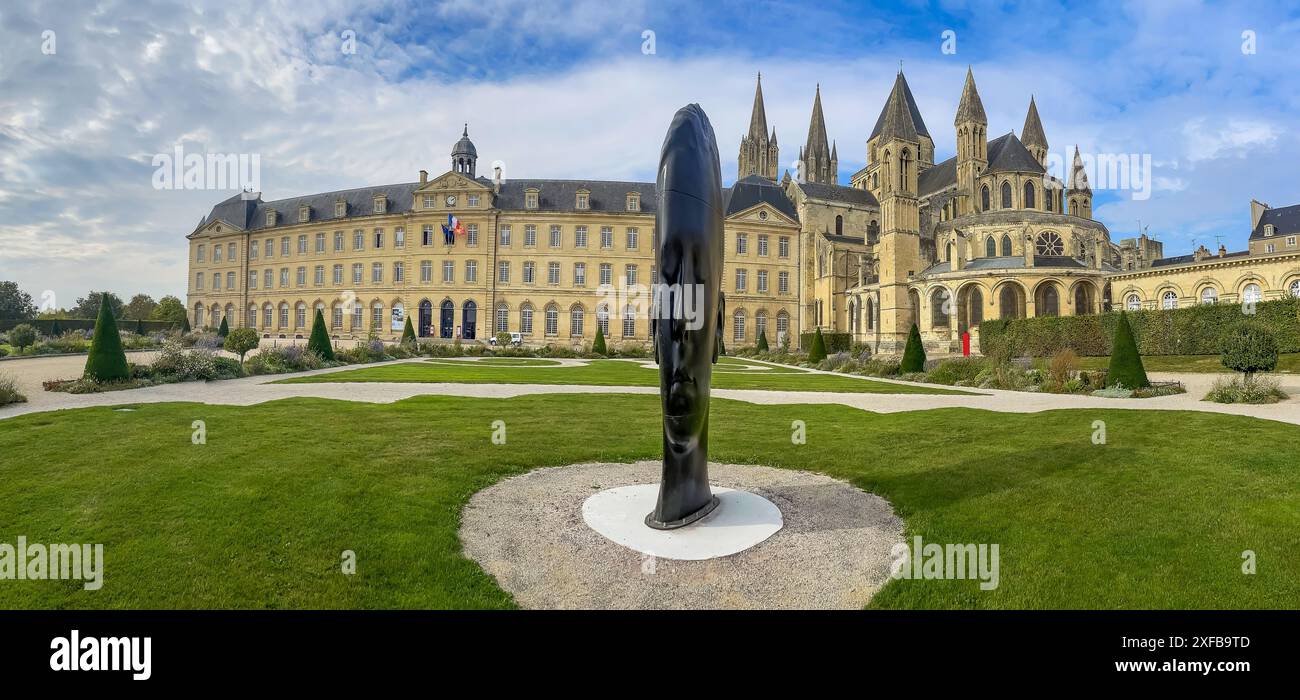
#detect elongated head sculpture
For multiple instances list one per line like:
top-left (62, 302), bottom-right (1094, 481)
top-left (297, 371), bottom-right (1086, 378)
top-left (646, 104), bottom-right (726, 530)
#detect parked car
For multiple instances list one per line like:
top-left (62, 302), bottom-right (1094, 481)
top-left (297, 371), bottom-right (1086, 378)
top-left (488, 332), bottom-right (524, 347)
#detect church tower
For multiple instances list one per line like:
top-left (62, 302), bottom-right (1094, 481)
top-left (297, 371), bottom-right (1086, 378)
top-left (738, 73), bottom-right (779, 180)
top-left (1021, 96), bottom-right (1048, 166)
top-left (799, 84), bottom-right (837, 184)
top-left (875, 71), bottom-right (924, 352)
top-left (1067, 146), bottom-right (1093, 219)
top-left (954, 67), bottom-right (987, 216)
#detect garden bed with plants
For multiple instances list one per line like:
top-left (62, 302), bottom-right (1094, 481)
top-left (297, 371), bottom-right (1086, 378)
top-left (0, 322), bottom-right (164, 358)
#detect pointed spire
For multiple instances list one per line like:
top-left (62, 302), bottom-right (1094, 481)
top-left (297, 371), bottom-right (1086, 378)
top-left (954, 66), bottom-right (987, 126)
top-left (804, 83), bottom-right (831, 162)
top-left (747, 72), bottom-right (768, 141)
top-left (878, 72), bottom-right (919, 141)
top-left (1068, 145), bottom-right (1091, 191)
top-left (831, 140), bottom-right (838, 160)
top-left (770, 127), bottom-right (777, 145)
top-left (1021, 96), bottom-right (1047, 150)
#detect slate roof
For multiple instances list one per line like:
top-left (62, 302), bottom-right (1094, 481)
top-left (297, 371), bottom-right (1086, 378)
top-left (1250, 203), bottom-right (1300, 240)
top-left (920, 254), bottom-right (1092, 276)
top-left (798, 181), bottom-right (878, 207)
top-left (494, 179), bottom-right (655, 214)
top-left (725, 174), bottom-right (799, 221)
top-left (954, 67), bottom-right (987, 126)
top-left (1021, 97), bottom-right (1047, 150)
top-left (1150, 250), bottom-right (1251, 267)
top-left (870, 71), bottom-right (931, 140)
top-left (918, 157), bottom-right (957, 197)
top-left (986, 132), bottom-right (1045, 174)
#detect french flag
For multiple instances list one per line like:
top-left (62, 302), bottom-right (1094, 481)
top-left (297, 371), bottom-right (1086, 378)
top-left (447, 214), bottom-right (465, 236)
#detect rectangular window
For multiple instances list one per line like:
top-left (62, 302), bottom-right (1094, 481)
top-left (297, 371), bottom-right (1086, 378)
top-left (576, 192), bottom-right (588, 210)
top-left (394, 261), bottom-right (404, 282)
top-left (195, 272), bottom-right (204, 289)
top-left (525, 191), bottom-right (538, 209)
top-left (468, 194), bottom-right (480, 208)
top-left (264, 239), bottom-right (273, 258)
top-left (196, 244), bottom-right (206, 262)
top-left (523, 261), bottom-right (535, 284)
top-left (298, 235), bottom-right (308, 254)
top-left (352, 304), bottom-right (363, 329)
top-left (548, 262), bottom-right (561, 285)
top-left (335, 201), bottom-right (346, 218)
top-left (213, 245), bottom-right (223, 263)
top-left (227, 271), bottom-right (235, 289)
top-left (422, 225), bottom-right (434, 246)
top-left (371, 304), bottom-right (382, 328)
top-left (1289, 236), bottom-right (1297, 247)
top-left (421, 260), bottom-right (432, 282)
top-left (496, 305), bottom-right (508, 333)
top-left (778, 270), bottom-right (789, 294)
top-left (465, 260), bottom-right (478, 282)
top-left (524, 224), bottom-right (537, 247)
top-left (264, 305), bottom-right (273, 328)
top-left (314, 265), bottom-right (324, 285)
top-left (250, 242), bottom-right (258, 260)
top-left (352, 263), bottom-right (363, 284)
top-left (211, 273), bottom-right (220, 291)
top-left (281, 237), bottom-right (290, 256)
top-left (334, 231), bottom-right (344, 251)
top-left (498, 261), bottom-right (510, 283)
top-left (573, 263), bottom-right (586, 287)
top-left (735, 268), bottom-right (747, 292)
top-left (373, 229), bottom-right (384, 249)
top-left (467, 224), bottom-right (478, 246)
top-left (599, 263), bottom-right (612, 286)
top-left (249, 270), bottom-right (258, 289)
top-left (1267, 243), bottom-right (1276, 253)
top-left (371, 262), bottom-right (383, 283)
top-left (550, 225), bottom-right (562, 248)
top-left (443, 260), bottom-right (455, 283)
top-left (601, 226), bottom-right (613, 249)
top-left (353, 230), bottom-right (364, 250)
top-left (574, 226), bottom-right (588, 248)
top-left (279, 268), bottom-right (289, 287)
top-left (315, 232), bottom-right (326, 253)
top-left (395, 227), bottom-right (405, 248)
top-left (499, 224), bottom-right (511, 247)
top-left (279, 305), bottom-right (289, 327)
top-left (296, 267), bottom-right (306, 286)
top-left (333, 265), bottom-right (343, 285)
top-left (333, 306), bottom-right (343, 328)
top-left (228, 242), bottom-right (236, 260)
top-left (264, 269), bottom-right (273, 288)
top-left (623, 308), bottom-right (636, 337)
top-left (626, 227), bottom-right (638, 250)
top-left (737, 234), bottom-right (748, 255)
top-left (625, 264), bottom-right (638, 286)
top-left (758, 235), bottom-right (769, 257)
top-left (757, 269), bottom-right (768, 292)
top-left (778, 236), bottom-right (790, 258)
top-left (423, 195), bottom-right (434, 209)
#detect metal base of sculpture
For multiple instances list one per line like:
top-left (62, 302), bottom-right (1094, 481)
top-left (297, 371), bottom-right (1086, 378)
top-left (645, 495), bottom-right (719, 530)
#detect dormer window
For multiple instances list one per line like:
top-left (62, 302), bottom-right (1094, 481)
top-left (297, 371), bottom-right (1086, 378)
top-left (626, 192), bottom-right (640, 212)
top-left (266, 210), bottom-right (277, 227)
top-left (373, 194), bottom-right (387, 214)
top-left (1264, 224), bottom-right (1275, 237)
top-left (576, 190), bottom-right (590, 210)
top-left (525, 188), bottom-right (539, 210)
top-left (298, 205), bottom-right (310, 223)
top-left (335, 200), bottom-right (346, 218)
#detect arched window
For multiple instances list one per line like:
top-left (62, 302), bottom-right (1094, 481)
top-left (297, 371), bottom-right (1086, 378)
top-left (835, 215), bottom-right (843, 236)
top-left (262, 303), bottom-right (273, 328)
top-left (520, 303), bottom-right (534, 335)
top-left (1243, 283), bottom-right (1262, 304)
top-left (544, 304), bottom-right (559, 336)
top-left (867, 220), bottom-right (879, 242)
top-left (1001, 235), bottom-right (1012, 256)
top-left (194, 304), bottom-right (205, 328)
top-left (622, 304), bottom-right (636, 338)
top-left (1126, 295), bottom-right (1141, 311)
top-left (296, 302), bottom-right (308, 328)
top-left (1023, 181), bottom-right (1036, 209)
top-left (596, 304), bottom-right (610, 336)
top-left (999, 285), bottom-right (1021, 319)
top-left (369, 302), bottom-right (382, 330)
top-left (248, 304), bottom-right (258, 328)
top-left (985, 236), bottom-right (997, 257)
top-left (462, 300), bottom-right (477, 339)
top-left (1074, 285), bottom-right (1091, 315)
top-left (278, 302), bottom-right (289, 328)
top-left (1001, 181), bottom-right (1013, 208)
top-left (225, 304), bottom-right (235, 327)
top-left (946, 241), bottom-right (954, 262)
top-left (331, 303), bottom-right (343, 329)
top-left (968, 287), bottom-right (984, 326)
top-left (980, 185), bottom-right (990, 211)
top-left (1035, 231), bottom-right (1064, 256)
top-left (1045, 187), bottom-right (1054, 212)
top-left (733, 309), bottom-right (746, 342)
top-left (1070, 199), bottom-right (1080, 216)
top-left (570, 305), bottom-right (584, 336)
top-left (1290, 280), bottom-right (1300, 298)
top-left (865, 297), bottom-right (874, 330)
top-left (1161, 291), bottom-right (1178, 310)
top-left (1037, 284), bottom-right (1059, 317)
top-left (496, 303), bottom-right (509, 333)
top-left (776, 311), bottom-right (790, 341)
top-left (756, 311), bottom-right (768, 341)
top-left (931, 289), bottom-right (950, 327)
top-left (1200, 288), bottom-right (1218, 305)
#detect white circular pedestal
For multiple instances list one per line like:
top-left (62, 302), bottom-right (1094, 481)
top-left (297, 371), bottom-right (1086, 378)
top-left (582, 484), bottom-right (782, 561)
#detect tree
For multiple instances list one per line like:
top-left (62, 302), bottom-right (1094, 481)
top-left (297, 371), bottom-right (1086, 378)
top-left (756, 330), bottom-right (769, 352)
top-left (181, 316), bottom-right (192, 334)
top-left (9, 323), bottom-right (37, 353)
top-left (808, 327), bottom-right (827, 363)
top-left (1106, 311), bottom-right (1150, 388)
top-left (50, 319), bottom-right (63, 336)
top-left (0, 281), bottom-right (37, 320)
top-left (900, 323), bottom-right (926, 372)
top-left (151, 295), bottom-right (188, 325)
top-left (224, 328), bottom-right (260, 365)
top-left (135, 318), bottom-right (146, 335)
top-left (71, 291), bottom-right (124, 320)
top-left (124, 293), bottom-right (157, 321)
top-left (217, 316), bottom-right (230, 337)
top-left (1221, 321), bottom-right (1277, 384)
top-left (592, 325), bottom-right (607, 355)
top-left (84, 293), bottom-right (129, 382)
top-left (402, 316), bottom-right (416, 343)
top-left (307, 309), bottom-right (335, 361)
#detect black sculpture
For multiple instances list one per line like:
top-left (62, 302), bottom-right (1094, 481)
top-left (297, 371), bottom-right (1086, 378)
top-left (645, 104), bottom-right (726, 530)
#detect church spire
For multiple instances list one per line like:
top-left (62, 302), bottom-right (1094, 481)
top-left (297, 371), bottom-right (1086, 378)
top-left (738, 72), bottom-right (778, 180)
top-left (954, 66), bottom-right (987, 126)
top-left (878, 72), bottom-right (919, 142)
top-left (747, 72), bottom-right (768, 141)
top-left (1022, 95), bottom-right (1048, 164)
top-left (799, 83), bottom-right (837, 184)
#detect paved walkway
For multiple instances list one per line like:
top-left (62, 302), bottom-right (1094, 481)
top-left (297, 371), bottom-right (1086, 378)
top-left (5, 354), bottom-right (1300, 426)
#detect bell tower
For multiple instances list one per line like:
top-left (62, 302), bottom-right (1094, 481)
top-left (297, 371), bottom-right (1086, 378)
top-left (874, 71), bottom-right (923, 353)
top-left (954, 67), bottom-right (987, 216)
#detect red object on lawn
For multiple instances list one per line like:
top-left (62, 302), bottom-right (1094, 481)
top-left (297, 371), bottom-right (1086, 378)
top-left (962, 331), bottom-right (971, 356)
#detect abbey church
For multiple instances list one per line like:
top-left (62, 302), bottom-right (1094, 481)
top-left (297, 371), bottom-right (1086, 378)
top-left (185, 69), bottom-right (1300, 355)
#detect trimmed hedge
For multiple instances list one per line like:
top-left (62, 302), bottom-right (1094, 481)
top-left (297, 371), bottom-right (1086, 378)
top-left (0, 318), bottom-right (180, 334)
top-left (800, 331), bottom-right (850, 353)
top-left (84, 294), bottom-right (129, 381)
top-left (979, 297), bottom-right (1300, 357)
top-left (900, 323), bottom-right (926, 372)
top-left (807, 328), bottom-right (827, 363)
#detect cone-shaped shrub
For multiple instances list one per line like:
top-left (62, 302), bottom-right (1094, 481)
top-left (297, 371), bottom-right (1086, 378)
top-left (181, 316), bottom-right (191, 334)
top-left (900, 323), bottom-right (926, 373)
top-left (50, 319), bottom-right (62, 336)
top-left (756, 330), bottom-right (769, 352)
top-left (84, 293), bottom-right (129, 382)
top-left (307, 309), bottom-right (335, 361)
top-left (217, 316), bottom-right (229, 337)
top-left (808, 327), bottom-right (827, 363)
top-left (1106, 311), bottom-right (1149, 388)
top-left (592, 325), bottom-right (607, 355)
top-left (402, 316), bottom-right (416, 343)
top-left (135, 318), bottom-right (146, 335)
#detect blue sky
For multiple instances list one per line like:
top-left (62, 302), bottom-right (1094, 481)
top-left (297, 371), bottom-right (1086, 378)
top-left (1, 0), bottom-right (1299, 302)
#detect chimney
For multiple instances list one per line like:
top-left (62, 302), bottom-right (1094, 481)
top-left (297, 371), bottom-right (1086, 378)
top-left (419, 170), bottom-right (428, 185)
top-left (1218, 244), bottom-right (1227, 258)
top-left (493, 165), bottom-right (502, 194)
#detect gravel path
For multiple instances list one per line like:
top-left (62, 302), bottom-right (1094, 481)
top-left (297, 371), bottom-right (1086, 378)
top-left (6, 354), bottom-right (1300, 426)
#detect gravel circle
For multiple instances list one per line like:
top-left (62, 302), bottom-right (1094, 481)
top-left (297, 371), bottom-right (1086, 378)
top-left (459, 460), bottom-right (904, 609)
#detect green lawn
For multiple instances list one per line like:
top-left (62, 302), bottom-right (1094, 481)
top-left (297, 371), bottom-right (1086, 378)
top-left (1072, 353), bottom-right (1300, 373)
top-left (277, 356), bottom-right (969, 394)
top-left (0, 395), bottom-right (1297, 609)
